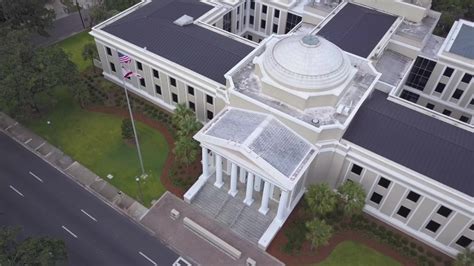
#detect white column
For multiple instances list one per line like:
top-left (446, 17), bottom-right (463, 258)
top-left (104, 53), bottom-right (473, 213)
top-left (254, 175), bottom-right (261, 191)
top-left (243, 173), bottom-right (254, 206)
top-left (259, 181), bottom-right (271, 215)
top-left (214, 154), bottom-right (223, 188)
top-left (202, 147), bottom-right (209, 177)
top-left (228, 163), bottom-right (238, 197)
top-left (239, 168), bottom-right (246, 183)
top-left (276, 190), bottom-right (289, 221)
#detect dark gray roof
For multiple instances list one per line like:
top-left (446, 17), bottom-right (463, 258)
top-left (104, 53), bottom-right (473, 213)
top-left (344, 90), bottom-right (474, 197)
top-left (102, 0), bottom-right (254, 85)
top-left (450, 24), bottom-right (474, 59)
top-left (318, 3), bottom-right (397, 58)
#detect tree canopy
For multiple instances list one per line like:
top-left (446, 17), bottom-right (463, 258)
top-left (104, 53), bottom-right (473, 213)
top-left (432, 0), bottom-right (474, 36)
top-left (305, 183), bottom-right (338, 218)
top-left (171, 104), bottom-right (202, 166)
top-left (337, 180), bottom-right (366, 218)
top-left (305, 218), bottom-right (333, 250)
top-left (0, 0), bottom-right (55, 35)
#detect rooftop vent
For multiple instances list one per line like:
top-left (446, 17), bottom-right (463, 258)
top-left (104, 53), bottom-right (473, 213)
top-left (174, 15), bottom-right (194, 27)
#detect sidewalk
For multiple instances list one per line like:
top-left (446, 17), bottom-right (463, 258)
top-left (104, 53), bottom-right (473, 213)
top-left (0, 112), bottom-right (147, 222)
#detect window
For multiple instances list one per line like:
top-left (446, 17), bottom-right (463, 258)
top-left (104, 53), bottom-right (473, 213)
top-left (397, 206), bottom-right (411, 218)
top-left (244, 2), bottom-right (247, 9)
top-left (455, 236), bottom-right (472, 248)
top-left (188, 86), bottom-right (194, 95)
top-left (460, 116), bottom-right (469, 123)
top-left (462, 73), bottom-right (472, 84)
top-left (262, 5), bottom-right (267, 14)
top-left (400, 90), bottom-right (420, 103)
top-left (285, 13), bottom-right (302, 33)
top-left (437, 206), bottom-right (452, 217)
top-left (110, 62), bottom-right (116, 72)
top-left (170, 77), bottom-right (176, 87)
top-left (406, 191), bottom-right (420, 203)
top-left (106, 47), bottom-right (112, 56)
top-left (350, 164), bottom-right (363, 175)
top-left (249, 15), bottom-right (254, 25)
top-left (274, 9), bottom-right (280, 18)
top-left (206, 95), bottom-right (213, 105)
top-left (139, 78), bottom-right (146, 87)
top-left (155, 84), bottom-right (161, 95)
top-left (442, 109), bottom-right (452, 116)
top-left (137, 61), bottom-right (143, 71)
top-left (243, 16), bottom-right (246, 26)
top-left (247, 35), bottom-right (253, 41)
top-left (443, 67), bottom-right (454, 77)
top-left (370, 192), bottom-right (383, 204)
top-left (425, 220), bottom-right (441, 233)
top-left (261, 19), bottom-right (266, 29)
top-left (250, 0), bottom-right (255, 9)
top-left (452, 89), bottom-right (464, 100)
top-left (153, 69), bottom-right (159, 79)
top-left (223, 12), bottom-right (232, 32)
top-left (471, 99), bottom-right (474, 106)
top-left (189, 101), bottom-right (195, 112)
top-left (426, 103), bottom-right (435, 110)
top-left (207, 110), bottom-right (214, 120)
top-left (172, 93), bottom-right (178, 103)
top-left (434, 83), bottom-right (446, 93)
top-left (237, 6), bottom-right (240, 14)
top-left (378, 177), bottom-right (391, 189)
top-left (405, 57), bottom-right (436, 91)
top-left (236, 21), bottom-right (239, 31)
top-left (470, 224), bottom-right (474, 230)
top-left (272, 24), bottom-right (278, 33)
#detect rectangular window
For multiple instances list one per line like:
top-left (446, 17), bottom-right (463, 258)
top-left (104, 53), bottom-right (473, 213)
top-left (425, 220), bottom-right (441, 233)
top-left (207, 110), bottom-right (214, 120)
top-left (249, 15), bottom-right (254, 25)
top-left (285, 12), bottom-right (302, 33)
top-left (172, 93), bottom-right (178, 103)
top-left (470, 224), bottom-right (474, 230)
top-left (426, 103), bottom-right (435, 110)
top-left (460, 115), bottom-right (469, 123)
top-left (434, 83), bottom-right (446, 93)
top-left (456, 236), bottom-right (472, 248)
top-left (400, 90), bottom-right (420, 103)
top-left (274, 9), bottom-right (280, 18)
top-left (406, 191), bottom-right (420, 203)
top-left (262, 5), bottom-right (267, 14)
top-left (206, 95), bottom-right (213, 105)
top-left (188, 86), bottom-right (194, 95)
top-left (155, 84), bottom-right (161, 95)
top-left (137, 61), bottom-right (143, 71)
top-left (153, 69), bottom-right (159, 79)
top-left (237, 6), bottom-right (240, 14)
top-left (223, 12), bottom-right (232, 32)
top-left (442, 109), bottom-right (452, 116)
top-left (471, 99), bottom-right (474, 105)
top-left (405, 57), bottom-right (436, 91)
top-left (370, 192), bottom-right (383, 204)
top-left (243, 16), bottom-right (246, 26)
top-left (462, 73), bottom-right (472, 84)
top-left (170, 77), bottom-right (176, 87)
top-left (244, 2), bottom-right (247, 9)
top-left (443, 67), bottom-right (454, 77)
top-left (139, 78), bottom-right (146, 87)
top-left (350, 164), bottom-right (363, 175)
top-left (189, 101), bottom-right (195, 112)
top-left (250, 0), bottom-right (255, 9)
top-left (272, 24), bottom-right (278, 33)
top-left (452, 89), bottom-right (464, 100)
top-left (397, 206), bottom-right (411, 218)
top-left (261, 19), bottom-right (266, 29)
top-left (437, 206), bottom-right (452, 217)
top-left (237, 21), bottom-right (239, 30)
top-left (378, 177), bottom-right (391, 189)
top-left (106, 47), bottom-right (112, 56)
top-left (247, 35), bottom-right (253, 41)
top-left (110, 62), bottom-right (116, 72)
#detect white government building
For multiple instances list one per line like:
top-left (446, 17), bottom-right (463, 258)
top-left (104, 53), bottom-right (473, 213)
top-left (90, 0), bottom-right (473, 257)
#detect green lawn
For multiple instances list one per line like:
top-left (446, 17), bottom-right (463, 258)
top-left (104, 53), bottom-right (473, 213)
top-left (26, 89), bottom-right (169, 207)
top-left (316, 241), bottom-right (401, 266)
top-left (56, 31), bottom-right (94, 71)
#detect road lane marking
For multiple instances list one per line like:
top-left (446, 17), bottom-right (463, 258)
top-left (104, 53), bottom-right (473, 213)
top-left (35, 142), bottom-right (46, 151)
top-left (81, 209), bottom-right (97, 222)
top-left (24, 138), bottom-right (32, 144)
top-left (61, 226), bottom-right (78, 238)
top-left (9, 185), bottom-right (24, 197)
top-left (138, 252), bottom-right (157, 266)
top-left (29, 171), bottom-right (44, 183)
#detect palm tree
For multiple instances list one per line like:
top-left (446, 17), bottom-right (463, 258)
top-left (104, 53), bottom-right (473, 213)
top-left (82, 43), bottom-right (98, 73)
top-left (305, 183), bottom-right (338, 218)
top-left (455, 248), bottom-right (474, 266)
top-left (171, 104), bottom-right (193, 129)
top-left (173, 136), bottom-right (199, 166)
top-left (177, 115), bottom-right (202, 138)
top-left (305, 218), bottom-right (333, 251)
top-left (337, 180), bottom-right (366, 219)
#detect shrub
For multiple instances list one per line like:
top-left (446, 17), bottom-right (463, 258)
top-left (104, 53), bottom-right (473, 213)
top-left (434, 256), bottom-right (442, 262)
top-left (410, 249), bottom-right (418, 257)
top-left (410, 242), bottom-right (417, 249)
top-left (417, 246), bottom-right (424, 254)
top-left (402, 238), bottom-right (409, 246)
top-left (283, 220), bottom-right (307, 254)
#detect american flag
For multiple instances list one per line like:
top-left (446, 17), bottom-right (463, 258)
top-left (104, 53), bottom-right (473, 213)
top-left (118, 51), bottom-right (142, 79)
top-left (118, 52), bottom-right (131, 64)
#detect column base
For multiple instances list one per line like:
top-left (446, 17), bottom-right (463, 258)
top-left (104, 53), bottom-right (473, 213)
top-left (214, 181), bottom-right (224, 188)
top-left (228, 190), bottom-right (238, 197)
top-left (243, 198), bottom-right (254, 206)
top-left (258, 207), bottom-right (269, 215)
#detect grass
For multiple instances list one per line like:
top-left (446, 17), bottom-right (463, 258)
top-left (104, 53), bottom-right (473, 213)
top-left (26, 88), bottom-right (169, 207)
top-left (56, 31), bottom-right (94, 72)
top-left (316, 241), bottom-right (401, 266)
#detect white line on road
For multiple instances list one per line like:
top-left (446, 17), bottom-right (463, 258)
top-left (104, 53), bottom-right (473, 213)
top-left (29, 171), bottom-right (44, 183)
top-left (61, 226), bottom-right (78, 238)
top-left (9, 185), bottom-right (24, 197)
top-left (138, 252), bottom-right (157, 266)
top-left (81, 209), bottom-right (97, 222)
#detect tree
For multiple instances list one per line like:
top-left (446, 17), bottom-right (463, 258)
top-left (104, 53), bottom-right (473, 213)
top-left (82, 43), bottom-right (98, 72)
top-left (0, 226), bottom-right (67, 265)
top-left (89, 4), bottom-right (118, 27)
top-left (177, 114), bottom-right (202, 138)
top-left (337, 180), bottom-right (366, 219)
top-left (172, 104), bottom-right (194, 129)
top-left (121, 118), bottom-right (133, 140)
top-left (0, 0), bottom-right (55, 35)
top-left (305, 218), bottom-right (333, 251)
top-left (173, 136), bottom-right (200, 166)
top-left (104, 0), bottom-right (139, 12)
top-left (171, 104), bottom-right (202, 166)
top-left (71, 81), bottom-right (91, 108)
top-left (305, 183), bottom-right (338, 218)
top-left (455, 248), bottom-right (474, 266)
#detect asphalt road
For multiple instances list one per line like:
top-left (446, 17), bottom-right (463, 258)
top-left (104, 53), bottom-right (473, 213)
top-left (0, 132), bottom-right (179, 266)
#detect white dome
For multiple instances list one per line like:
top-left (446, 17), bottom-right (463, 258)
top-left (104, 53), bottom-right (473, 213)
top-left (262, 35), bottom-right (352, 91)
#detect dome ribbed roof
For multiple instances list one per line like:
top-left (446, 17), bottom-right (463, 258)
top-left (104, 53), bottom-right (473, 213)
top-left (262, 35), bottom-right (352, 91)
